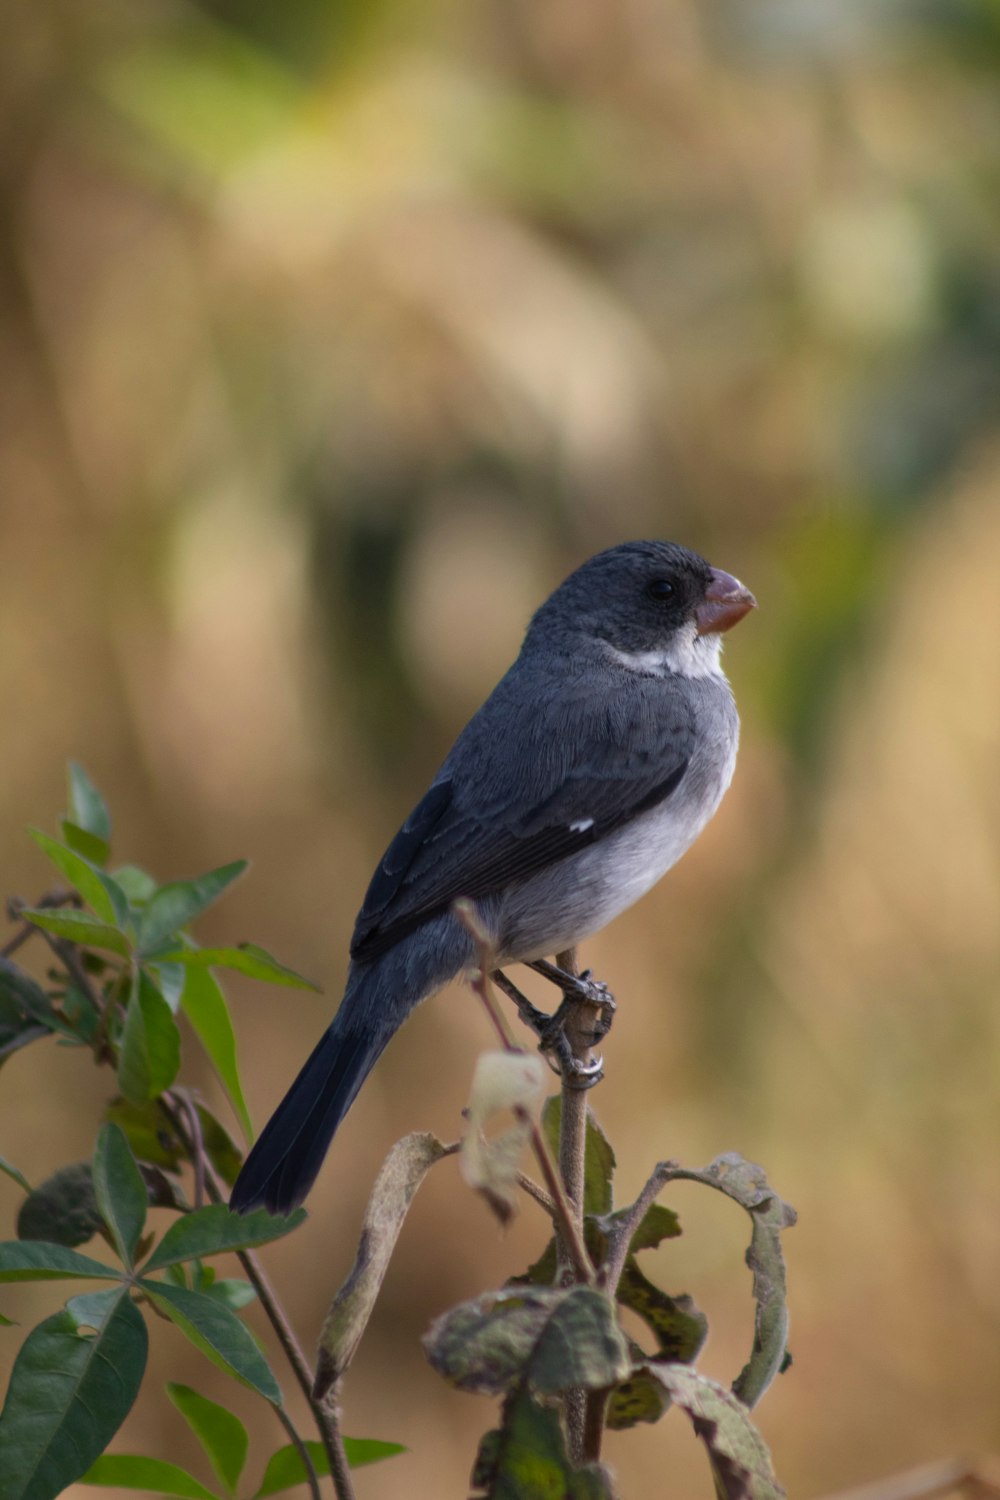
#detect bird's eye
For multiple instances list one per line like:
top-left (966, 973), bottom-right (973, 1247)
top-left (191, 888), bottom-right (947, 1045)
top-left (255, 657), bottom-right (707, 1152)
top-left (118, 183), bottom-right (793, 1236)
top-left (646, 579), bottom-right (675, 602)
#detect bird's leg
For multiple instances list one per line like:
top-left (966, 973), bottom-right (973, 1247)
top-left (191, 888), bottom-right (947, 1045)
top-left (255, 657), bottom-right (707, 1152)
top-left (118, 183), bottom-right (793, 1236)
top-left (491, 969), bottom-right (553, 1041)
top-left (527, 954), bottom-right (616, 1045)
top-left (514, 947), bottom-right (607, 1090)
top-left (490, 969), bottom-right (597, 1084)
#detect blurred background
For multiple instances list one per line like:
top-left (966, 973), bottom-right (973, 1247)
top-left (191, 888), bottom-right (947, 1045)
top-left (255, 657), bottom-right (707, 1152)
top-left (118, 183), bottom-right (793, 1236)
top-left (1, 0), bottom-right (999, 1495)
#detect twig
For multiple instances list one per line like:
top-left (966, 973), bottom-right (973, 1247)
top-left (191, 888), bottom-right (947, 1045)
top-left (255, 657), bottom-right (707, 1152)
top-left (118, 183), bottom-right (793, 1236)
top-left (35, 924), bottom-right (119, 1063)
top-left (272, 1403), bottom-right (323, 1500)
top-left (453, 903), bottom-right (593, 1285)
top-left (180, 1094), bottom-right (206, 1210)
top-left (161, 1091), bottom-right (355, 1500)
top-left (315, 1383), bottom-right (359, 1500)
top-left (3, 890), bottom-right (81, 958)
top-left (515, 1170), bottom-right (555, 1217)
top-left (600, 1161), bottom-right (673, 1298)
top-left (553, 947), bottom-right (604, 1464)
top-left (1, 923), bottom-right (34, 959)
top-left (553, 948), bottom-right (591, 1256)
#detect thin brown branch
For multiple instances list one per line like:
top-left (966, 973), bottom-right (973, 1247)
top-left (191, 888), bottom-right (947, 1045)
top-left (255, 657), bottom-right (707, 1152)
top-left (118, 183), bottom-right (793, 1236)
top-left (454, 903), bottom-right (593, 1285)
top-left (272, 1402), bottom-right (323, 1500)
top-left (161, 1091), bottom-right (355, 1500)
top-left (315, 1384), bottom-right (359, 1500)
top-left (553, 946), bottom-right (604, 1463)
top-left (515, 1170), bottom-right (555, 1217)
top-left (34, 922), bottom-right (120, 1063)
top-left (180, 1095), bottom-right (206, 1210)
top-left (600, 1161), bottom-right (673, 1298)
top-left (1, 923), bottom-right (34, 959)
top-left (3, 890), bottom-right (82, 959)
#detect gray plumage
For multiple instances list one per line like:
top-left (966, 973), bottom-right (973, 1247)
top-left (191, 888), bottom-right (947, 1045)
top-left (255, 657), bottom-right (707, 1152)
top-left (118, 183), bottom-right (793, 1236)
top-left (231, 540), bottom-right (753, 1214)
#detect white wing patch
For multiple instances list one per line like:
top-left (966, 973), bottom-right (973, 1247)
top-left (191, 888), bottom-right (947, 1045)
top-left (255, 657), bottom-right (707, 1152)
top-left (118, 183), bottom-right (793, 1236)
top-left (570, 818), bottom-right (595, 833)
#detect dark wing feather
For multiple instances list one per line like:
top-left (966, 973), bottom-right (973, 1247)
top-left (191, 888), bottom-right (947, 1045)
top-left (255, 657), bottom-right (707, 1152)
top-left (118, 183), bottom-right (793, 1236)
top-left (350, 668), bottom-right (694, 963)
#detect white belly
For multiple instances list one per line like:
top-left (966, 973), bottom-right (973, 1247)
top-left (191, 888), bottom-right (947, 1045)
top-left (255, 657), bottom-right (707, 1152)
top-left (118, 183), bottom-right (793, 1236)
top-left (495, 728), bottom-right (738, 963)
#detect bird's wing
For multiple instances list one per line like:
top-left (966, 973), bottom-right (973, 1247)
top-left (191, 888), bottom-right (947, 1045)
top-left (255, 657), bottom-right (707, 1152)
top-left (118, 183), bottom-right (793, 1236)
top-left (350, 671), bottom-right (694, 962)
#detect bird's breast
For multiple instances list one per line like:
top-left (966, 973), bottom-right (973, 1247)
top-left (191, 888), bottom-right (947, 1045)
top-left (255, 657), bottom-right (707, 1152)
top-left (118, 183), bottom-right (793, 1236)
top-left (493, 686), bottom-right (739, 963)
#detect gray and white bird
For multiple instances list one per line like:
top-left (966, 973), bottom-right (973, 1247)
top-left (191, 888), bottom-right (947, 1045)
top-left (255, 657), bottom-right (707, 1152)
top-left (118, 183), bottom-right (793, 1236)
top-left (231, 540), bottom-right (755, 1214)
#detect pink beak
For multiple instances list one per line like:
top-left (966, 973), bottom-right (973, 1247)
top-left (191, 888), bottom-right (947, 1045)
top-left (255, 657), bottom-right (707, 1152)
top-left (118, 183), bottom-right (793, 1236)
top-left (695, 568), bottom-right (757, 636)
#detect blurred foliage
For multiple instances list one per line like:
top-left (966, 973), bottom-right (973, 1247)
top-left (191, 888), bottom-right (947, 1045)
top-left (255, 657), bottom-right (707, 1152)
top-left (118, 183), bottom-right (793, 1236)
top-left (1, 1), bottom-right (998, 1496)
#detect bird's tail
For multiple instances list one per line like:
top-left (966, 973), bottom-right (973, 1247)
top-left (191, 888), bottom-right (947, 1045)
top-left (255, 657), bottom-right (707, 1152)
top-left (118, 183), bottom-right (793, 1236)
top-left (230, 963), bottom-right (416, 1216)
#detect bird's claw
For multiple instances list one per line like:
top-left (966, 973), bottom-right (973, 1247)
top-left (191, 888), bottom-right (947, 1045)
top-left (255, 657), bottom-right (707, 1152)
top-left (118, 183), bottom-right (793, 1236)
top-left (528, 960), bottom-right (616, 1040)
top-left (492, 966), bottom-right (609, 1089)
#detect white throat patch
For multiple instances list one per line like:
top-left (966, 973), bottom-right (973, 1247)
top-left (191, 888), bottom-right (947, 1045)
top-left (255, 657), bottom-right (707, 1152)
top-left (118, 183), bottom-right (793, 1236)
top-left (606, 623), bottom-right (724, 680)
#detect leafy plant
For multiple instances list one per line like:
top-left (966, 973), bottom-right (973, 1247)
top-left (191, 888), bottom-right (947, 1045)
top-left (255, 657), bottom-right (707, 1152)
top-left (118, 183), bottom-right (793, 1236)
top-left (0, 765), bottom-right (400, 1500)
top-left (0, 768), bottom-right (795, 1498)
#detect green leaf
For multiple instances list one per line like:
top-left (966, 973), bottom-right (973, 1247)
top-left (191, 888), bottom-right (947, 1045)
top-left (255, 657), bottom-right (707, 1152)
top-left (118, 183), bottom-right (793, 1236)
top-left (28, 830), bottom-right (129, 928)
top-left (67, 763), bottom-right (112, 843)
top-left (657, 1155), bottom-right (796, 1409)
top-left (0, 956), bottom-right (72, 1048)
top-left (314, 1133), bottom-right (450, 1397)
top-left (197, 1278), bottom-right (256, 1312)
top-left (196, 1107), bottom-right (243, 1188)
top-left (605, 1340), bottom-right (673, 1431)
top-left (470, 1386), bottom-right (612, 1500)
top-left (80, 1454), bottom-right (219, 1500)
top-left (617, 1203), bottom-right (681, 1254)
top-left (66, 1288), bottom-right (126, 1330)
top-left (112, 865), bottom-right (158, 903)
top-left (181, 968), bottom-right (253, 1142)
top-left (153, 963), bottom-right (186, 1013)
top-left (143, 1203), bottom-right (305, 1274)
top-left (167, 1383), bottom-right (247, 1496)
top-left (541, 1096), bottom-right (616, 1216)
top-left (0, 1241), bottom-right (123, 1283)
top-left (17, 1159), bottom-right (180, 1253)
top-left (253, 1438), bottom-right (403, 1496)
top-left (424, 1290), bottom-right (563, 1396)
top-left (527, 1286), bottom-right (630, 1397)
top-left (341, 1438), bottom-right (406, 1471)
top-left (141, 1283), bottom-right (281, 1403)
top-left (93, 1124), bottom-right (148, 1268)
top-left (158, 944), bottom-right (320, 991)
top-left (0, 1157), bottom-right (30, 1194)
top-left (19, 907), bottom-right (131, 958)
top-left (0, 1290), bottom-right (147, 1500)
top-left (17, 1164), bottom-right (103, 1248)
top-left (60, 821), bottom-right (110, 868)
top-left (138, 862), bottom-right (248, 956)
top-left (644, 1363), bottom-right (786, 1499)
top-left (616, 1261), bottom-right (707, 1364)
top-left (118, 972), bottom-right (181, 1105)
top-left (104, 1097), bottom-right (185, 1171)
top-left (0, 959), bottom-right (56, 1026)
top-left (59, 982), bottom-right (101, 1045)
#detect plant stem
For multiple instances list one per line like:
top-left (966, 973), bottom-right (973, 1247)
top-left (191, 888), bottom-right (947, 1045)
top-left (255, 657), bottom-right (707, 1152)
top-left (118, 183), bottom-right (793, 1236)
top-left (272, 1403), bottom-right (323, 1500)
top-left (161, 1091), bottom-right (356, 1500)
top-left (3, 890), bottom-right (81, 958)
top-left (553, 947), bottom-right (604, 1464)
top-left (454, 905), bottom-right (592, 1283)
top-left (600, 1161), bottom-right (672, 1298)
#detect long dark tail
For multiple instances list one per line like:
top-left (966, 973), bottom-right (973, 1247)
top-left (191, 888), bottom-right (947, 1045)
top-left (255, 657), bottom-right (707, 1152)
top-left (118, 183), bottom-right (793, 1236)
top-left (230, 965), bottom-right (411, 1215)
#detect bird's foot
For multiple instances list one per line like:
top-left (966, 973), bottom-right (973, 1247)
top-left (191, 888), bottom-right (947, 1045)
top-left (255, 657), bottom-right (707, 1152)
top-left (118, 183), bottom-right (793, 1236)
top-left (527, 958), bottom-right (616, 1044)
top-left (540, 1003), bottom-right (605, 1090)
top-left (492, 967), bottom-right (610, 1090)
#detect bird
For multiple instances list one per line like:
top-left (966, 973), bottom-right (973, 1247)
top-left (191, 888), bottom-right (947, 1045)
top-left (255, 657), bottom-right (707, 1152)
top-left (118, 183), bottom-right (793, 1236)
top-left (230, 540), bottom-right (755, 1214)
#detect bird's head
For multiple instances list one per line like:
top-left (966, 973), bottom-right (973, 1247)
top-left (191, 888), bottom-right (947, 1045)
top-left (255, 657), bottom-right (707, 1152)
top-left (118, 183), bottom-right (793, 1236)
top-left (524, 540), bottom-right (756, 677)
